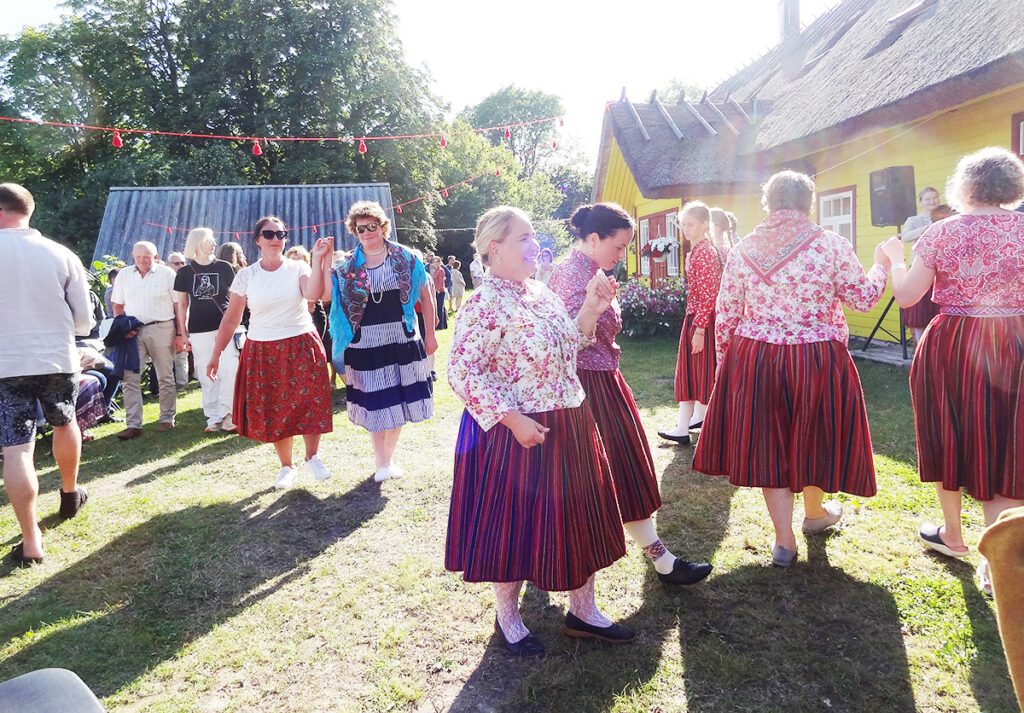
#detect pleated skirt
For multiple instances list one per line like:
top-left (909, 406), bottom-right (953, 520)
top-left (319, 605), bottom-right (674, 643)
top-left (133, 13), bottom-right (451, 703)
top-left (674, 312), bottom-right (717, 403)
top-left (693, 337), bottom-right (877, 496)
top-left (234, 331), bottom-right (333, 443)
top-left (445, 406), bottom-right (627, 591)
top-left (578, 368), bottom-right (662, 522)
top-left (911, 314), bottom-right (1024, 500)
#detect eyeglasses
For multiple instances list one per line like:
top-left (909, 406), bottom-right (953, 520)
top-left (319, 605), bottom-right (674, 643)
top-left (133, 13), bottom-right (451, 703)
top-left (355, 223), bottom-right (380, 234)
top-left (260, 230), bottom-right (288, 240)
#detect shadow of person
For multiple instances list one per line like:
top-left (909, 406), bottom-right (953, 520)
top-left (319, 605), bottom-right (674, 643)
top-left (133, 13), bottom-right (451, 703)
top-left (936, 558), bottom-right (1020, 711)
top-left (0, 479), bottom-right (386, 696)
top-left (678, 534), bottom-right (916, 712)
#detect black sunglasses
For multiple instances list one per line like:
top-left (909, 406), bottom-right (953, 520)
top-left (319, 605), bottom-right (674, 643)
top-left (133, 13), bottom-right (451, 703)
top-left (355, 223), bottom-right (380, 234)
top-left (260, 230), bottom-right (288, 240)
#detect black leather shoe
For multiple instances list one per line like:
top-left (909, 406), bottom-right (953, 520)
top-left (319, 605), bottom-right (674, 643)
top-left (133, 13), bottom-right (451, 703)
top-left (657, 431), bottom-right (691, 445)
top-left (494, 619), bottom-right (545, 657)
top-left (562, 612), bottom-right (634, 644)
top-left (689, 420), bottom-right (704, 430)
top-left (658, 558), bottom-right (713, 586)
top-left (59, 487), bottom-right (89, 520)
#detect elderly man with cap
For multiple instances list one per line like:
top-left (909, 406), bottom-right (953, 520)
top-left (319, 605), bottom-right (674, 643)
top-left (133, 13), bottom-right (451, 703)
top-left (110, 240), bottom-right (178, 438)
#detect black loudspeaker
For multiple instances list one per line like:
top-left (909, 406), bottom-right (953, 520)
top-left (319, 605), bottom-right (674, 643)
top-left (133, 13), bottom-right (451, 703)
top-left (870, 166), bottom-right (916, 227)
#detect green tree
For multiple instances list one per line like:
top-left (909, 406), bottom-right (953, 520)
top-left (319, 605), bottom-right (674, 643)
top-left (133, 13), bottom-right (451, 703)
top-left (461, 85), bottom-right (563, 179)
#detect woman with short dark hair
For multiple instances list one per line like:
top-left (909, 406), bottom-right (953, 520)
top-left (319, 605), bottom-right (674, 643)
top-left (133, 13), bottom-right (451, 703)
top-left (883, 147), bottom-right (1024, 595)
top-left (694, 170), bottom-right (892, 567)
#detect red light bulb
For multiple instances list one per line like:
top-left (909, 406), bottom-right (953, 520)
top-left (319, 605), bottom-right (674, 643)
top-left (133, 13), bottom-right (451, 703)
top-left (112, 130), bottom-right (123, 148)
top-left (504, 127), bottom-right (511, 140)
top-left (396, 205), bottom-right (403, 214)
top-left (358, 139), bottom-right (367, 154)
top-left (440, 134), bottom-right (448, 148)
top-left (251, 140), bottom-right (262, 156)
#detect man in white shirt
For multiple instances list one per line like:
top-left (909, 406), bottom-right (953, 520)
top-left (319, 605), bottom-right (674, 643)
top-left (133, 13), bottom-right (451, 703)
top-left (0, 183), bottom-right (94, 564)
top-left (111, 240), bottom-right (178, 438)
top-left (469, 253), bottom-right (485, 289)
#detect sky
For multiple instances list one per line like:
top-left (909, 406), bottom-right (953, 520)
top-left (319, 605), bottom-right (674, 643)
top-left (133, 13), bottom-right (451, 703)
top-left (1, 0), bottom-right (837, 163)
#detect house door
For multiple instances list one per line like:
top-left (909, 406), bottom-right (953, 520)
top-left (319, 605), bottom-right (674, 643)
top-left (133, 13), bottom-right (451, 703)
top-left (648, 213), bottom-right (668, 286)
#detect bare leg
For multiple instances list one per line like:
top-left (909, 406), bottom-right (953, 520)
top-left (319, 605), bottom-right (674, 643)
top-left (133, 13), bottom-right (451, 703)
top-left (803, 486), bottom-right (827, 519)
top-left (370, 431), bottom-right (389, 470)
top-left (493, 581), bottom-right (529, 643)
top-left (982, 495), bottom-right (1024, 527)
top-left (934, 484), bottom-right (967, 551)
top-left (762, 487), bottom-right (796, 550)
top-left (301, 433), bottom-right (321, 461)
top-left (2, 443), bottom-right (44, 559)
top-left (273, 438), bottom-right (294, 468)
top-left (383, 427), bottom-right (402, 465)
top-left (51, 422), bottom-right (82, 494)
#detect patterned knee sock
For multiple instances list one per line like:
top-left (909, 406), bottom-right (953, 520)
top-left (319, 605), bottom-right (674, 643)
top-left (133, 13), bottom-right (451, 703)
top-left (493, 581), bottom-right (529, 643)
top-left (568, 575), bottom-right (614, 628)
top-left (624, 519), bottom-right (677, 575)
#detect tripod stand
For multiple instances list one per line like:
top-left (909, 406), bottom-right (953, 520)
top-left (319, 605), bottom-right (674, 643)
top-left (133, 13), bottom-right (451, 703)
top-left (860, 226), bottom-right (909, 360)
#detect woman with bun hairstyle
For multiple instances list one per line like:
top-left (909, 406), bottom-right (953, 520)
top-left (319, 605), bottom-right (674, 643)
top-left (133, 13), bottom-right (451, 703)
top-left (548, 202), bottom-right (713, 586)
top-left (710, 207), bottom-right (736, 252)
top-left (659, 201), bottom-right (725, 444)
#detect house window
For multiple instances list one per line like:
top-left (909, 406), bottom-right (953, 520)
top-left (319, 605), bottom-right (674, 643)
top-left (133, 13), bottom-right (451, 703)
top-left (1012, 112), bottom-right (1024, 156)
top-left (818, 187), bottom-right (856, 247)
top-left (639, 219), bottom-right (650, 276)
top-left (665, 212), bottom-right (680, 277)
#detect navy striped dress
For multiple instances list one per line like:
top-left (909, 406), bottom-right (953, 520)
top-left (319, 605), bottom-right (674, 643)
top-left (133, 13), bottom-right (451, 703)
top-left (344, 260), bottom-right (433, 432)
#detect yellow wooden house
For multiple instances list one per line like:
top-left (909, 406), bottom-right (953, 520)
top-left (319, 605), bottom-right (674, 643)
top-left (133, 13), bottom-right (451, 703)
top-left (593, 0), bottom-right (1024, 341)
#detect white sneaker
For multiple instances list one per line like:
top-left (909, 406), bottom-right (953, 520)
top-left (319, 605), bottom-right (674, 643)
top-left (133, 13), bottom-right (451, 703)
top-left (304, 454), bottom-right (332, 481)
top-left (274, 466), bottom-right (297, 490)
top-left (387, 463), bottom-right (404, 479)
top-left (373, 466), bottom-right (391, 482)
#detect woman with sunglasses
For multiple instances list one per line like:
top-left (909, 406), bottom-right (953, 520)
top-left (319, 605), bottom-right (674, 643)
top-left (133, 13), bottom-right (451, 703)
top-left (313, 201), bottom-right (436, 483)
top-left (207, 216), bottom-right (334, 490)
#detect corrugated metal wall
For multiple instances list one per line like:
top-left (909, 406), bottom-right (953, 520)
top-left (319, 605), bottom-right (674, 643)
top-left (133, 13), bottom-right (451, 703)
top-left (91, 183), bottom-right (396, 263)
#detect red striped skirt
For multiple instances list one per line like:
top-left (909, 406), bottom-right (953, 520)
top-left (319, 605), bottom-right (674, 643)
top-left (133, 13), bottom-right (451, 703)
top-left (674, 312), bottom-right (717, 403)
top-left (693, 337), bottom-right (877, 496)
top-left (445, 406), bottom-right (626, 592)
top-left (910, 314), bottom-right (1024, 500)
top-left (901, 292), bottom-right (940, 329)
top-left (234, 331), bottom-right (333, 443)
top-left (578, 368), bottom-right (662, 522)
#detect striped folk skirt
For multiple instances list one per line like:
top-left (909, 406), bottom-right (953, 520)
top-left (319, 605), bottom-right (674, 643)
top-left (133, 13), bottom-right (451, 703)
top-left (578, 368), bottom-right (662, 522)
top-left (901, 292), bottom-right (940, 330)
top-left (911, 314), bottom-right (1024, 500)
top-left (234, 331), bottom-right (333, 443)
top-left (693, 337), bottom-right (877, 497)
top-left (674, 312), bottom-right (717, 403)
top-left (445, 406), bottom-right (626, 592)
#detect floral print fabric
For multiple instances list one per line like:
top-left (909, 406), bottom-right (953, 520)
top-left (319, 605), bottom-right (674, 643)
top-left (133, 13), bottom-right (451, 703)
top-left (448, 276), bottom-right (591, 431)
top-left (547, 249), bottom-right (622, 371)
top-left (685, 239), bottom-right (725, 329)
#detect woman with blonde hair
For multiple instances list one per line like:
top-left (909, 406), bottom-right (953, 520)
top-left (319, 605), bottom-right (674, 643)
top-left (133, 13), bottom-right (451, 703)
top-left (694, 171), bottom-right (891, 567)
top-left (447, 206), bottom-right (632, 657)
top-left (315, 201), bottom-right (436, 482)
top-left (882, 147), bottom-right (1024, 594)
top-left (174, 227), bottom-right (240, 432)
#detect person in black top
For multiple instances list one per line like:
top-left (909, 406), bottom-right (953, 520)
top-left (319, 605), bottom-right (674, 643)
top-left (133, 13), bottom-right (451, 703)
top-left (174, 228), bottom-right (239, 432)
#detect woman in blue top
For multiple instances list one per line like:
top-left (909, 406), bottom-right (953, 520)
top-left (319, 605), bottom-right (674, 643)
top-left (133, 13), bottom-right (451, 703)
top-left (310, 201), bottom-right (437, 483)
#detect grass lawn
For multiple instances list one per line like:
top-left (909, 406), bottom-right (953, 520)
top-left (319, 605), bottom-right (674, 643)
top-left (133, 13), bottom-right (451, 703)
top-left (0, 330), bottom-right (1017, 712)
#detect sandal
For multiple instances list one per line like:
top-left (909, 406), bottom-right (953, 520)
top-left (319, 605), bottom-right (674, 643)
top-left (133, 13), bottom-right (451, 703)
top-left (10, 543), bottom-right (43, 566)
top-left (919, 523), bottom-right (969, 558)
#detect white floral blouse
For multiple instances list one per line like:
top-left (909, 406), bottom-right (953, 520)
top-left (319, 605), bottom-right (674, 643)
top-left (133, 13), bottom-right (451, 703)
top-left (448, 275), bottom-right (592, 431)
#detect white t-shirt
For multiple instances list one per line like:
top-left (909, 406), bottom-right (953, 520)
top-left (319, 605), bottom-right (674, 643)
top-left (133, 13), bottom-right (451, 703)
top-left (470, 259), bottom-right (485, 282)
top-left (229, 259), bottom-right (314, 341)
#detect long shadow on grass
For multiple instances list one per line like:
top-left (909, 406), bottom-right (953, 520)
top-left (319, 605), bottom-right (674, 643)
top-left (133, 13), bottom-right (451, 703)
top-left (0, 479), bottom-right (386, 697)
top-left (679, 535), bottom-right (916, 712)
top-left (445, 443), bottom-right (736, 713)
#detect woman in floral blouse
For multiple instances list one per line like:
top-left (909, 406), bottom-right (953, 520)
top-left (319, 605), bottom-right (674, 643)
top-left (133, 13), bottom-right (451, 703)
top-left (692, 171), bottom-right (891, 567)
top-left (447, 206), bottom-right (632, 657)
top-left (659, 202), bottom-right (725, 445)
top-left (883, 147), bottom-right (1024, 595)
top-left (549, 202), bottom-right (712, 587)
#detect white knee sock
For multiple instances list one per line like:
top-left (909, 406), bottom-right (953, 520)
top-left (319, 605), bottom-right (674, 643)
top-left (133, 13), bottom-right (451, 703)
top-left (493, 581), bottom-right (529, 643)
top-left (691, 401), bottom-right (707, 425)
top-left (664, 401), bottom-right (695, 437)
top-left (624, 518), bottom-right (677, 575)
top-left (568, 575), bottom-right (613, 627)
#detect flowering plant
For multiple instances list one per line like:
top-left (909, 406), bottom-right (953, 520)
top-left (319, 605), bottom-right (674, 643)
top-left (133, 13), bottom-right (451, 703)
top-left (618, 278), bottom-right (687, 337)
top-left (639, 236), bottom-right (679, 258)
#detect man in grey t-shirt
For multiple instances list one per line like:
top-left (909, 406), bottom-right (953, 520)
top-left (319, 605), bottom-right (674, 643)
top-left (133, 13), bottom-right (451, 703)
top-left (0, 183), bottom-right (94, 565)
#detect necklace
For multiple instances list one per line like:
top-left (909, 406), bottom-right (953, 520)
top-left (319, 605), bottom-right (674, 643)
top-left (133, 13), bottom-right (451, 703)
top-left (365, 244), bottom-right (387, 256)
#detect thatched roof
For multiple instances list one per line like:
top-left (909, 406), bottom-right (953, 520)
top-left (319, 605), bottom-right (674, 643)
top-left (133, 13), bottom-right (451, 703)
top-left (597, 0), bottom-right (1024, 199)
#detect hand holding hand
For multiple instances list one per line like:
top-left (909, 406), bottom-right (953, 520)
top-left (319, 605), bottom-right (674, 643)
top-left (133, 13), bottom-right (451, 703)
top-left (311, 236), bottom-right (335, 262)
top-left (584, 272), bottom-right (618, 314)
top-left (878, 237), bottom-right (904, 266)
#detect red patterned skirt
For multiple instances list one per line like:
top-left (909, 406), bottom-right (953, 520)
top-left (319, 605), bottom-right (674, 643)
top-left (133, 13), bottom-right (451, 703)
top-left (693, 337), bottom-right (876, 496)
top-left (234, 331), bottom-right (333, 443)
top-left (911, 314), bottom-right (1024, 500)
top-left (445, 406), bottom-right (626, 592)
top-left (901, 292), bottom-right (940, 330)
top-left (674, 312), bottom-right (717, 403)
top-left (578, 368), bottom-right (662, 522)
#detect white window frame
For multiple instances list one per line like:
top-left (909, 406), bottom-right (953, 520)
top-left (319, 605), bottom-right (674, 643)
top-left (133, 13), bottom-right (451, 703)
top-left (818, 189), bottom-right (855, 246)
top-left (639, 218), bottom-right (650, 276)
top-left (665, 213), bottom-right (680, 277)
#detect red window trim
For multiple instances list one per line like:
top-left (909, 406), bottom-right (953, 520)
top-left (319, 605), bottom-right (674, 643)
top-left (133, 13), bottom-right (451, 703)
top-left (1012, 112), bottom-right (1024, 156)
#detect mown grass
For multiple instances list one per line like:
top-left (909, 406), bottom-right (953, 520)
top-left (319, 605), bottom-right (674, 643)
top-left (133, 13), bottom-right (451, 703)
top-left (0, 332), bottom-right (1017, 712)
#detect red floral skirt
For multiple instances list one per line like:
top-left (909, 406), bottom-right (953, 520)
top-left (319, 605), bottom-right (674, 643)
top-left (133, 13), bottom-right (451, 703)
top-left (578, 368), bottom-right (662, 522)
top-left (911, 314), bottom-right (1024, 500)
top-left (693, 337), bottom-right (877, 497)
top-left (234, 331), bottom-right (333, 443)
top-left (674, 312), bottom-right (717, 403)
top-left (446, 405), bottom-right (626, 591)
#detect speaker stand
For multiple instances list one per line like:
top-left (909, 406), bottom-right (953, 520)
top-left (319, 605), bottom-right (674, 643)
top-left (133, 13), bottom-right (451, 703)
top-left (860, 227), bottom-right (909, 360)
